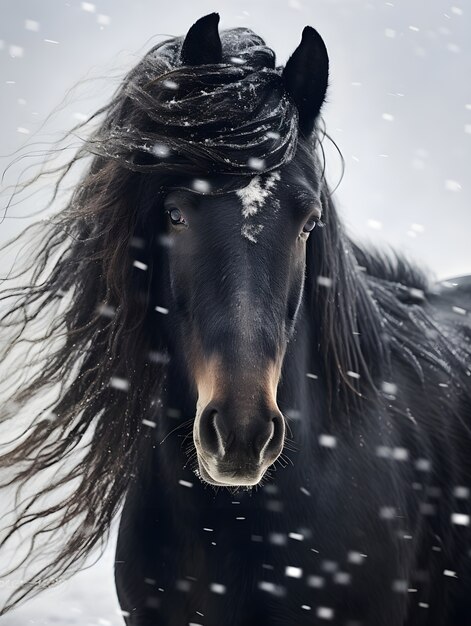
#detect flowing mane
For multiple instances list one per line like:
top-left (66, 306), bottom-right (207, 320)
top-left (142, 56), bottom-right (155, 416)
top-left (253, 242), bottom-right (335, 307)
top-left (1, 22), bottom-right (470, 618)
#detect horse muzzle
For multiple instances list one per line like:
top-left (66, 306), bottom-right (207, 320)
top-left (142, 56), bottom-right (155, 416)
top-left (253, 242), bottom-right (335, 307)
top-left (194, 402), bottom-right (285, 487)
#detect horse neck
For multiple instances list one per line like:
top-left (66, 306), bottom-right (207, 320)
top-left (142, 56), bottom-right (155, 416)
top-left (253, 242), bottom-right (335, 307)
top-left (302, 187), bottom-right (386, 420)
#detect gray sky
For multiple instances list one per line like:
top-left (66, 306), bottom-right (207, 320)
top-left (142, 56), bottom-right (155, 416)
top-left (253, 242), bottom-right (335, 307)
top-left (0, 1), bottom-right (470, 624)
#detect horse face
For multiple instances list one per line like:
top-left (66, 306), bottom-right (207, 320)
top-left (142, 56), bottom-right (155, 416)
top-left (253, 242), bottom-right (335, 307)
top-left (162, 13), bottom-right (328, 486)
top-left (165, 154), bottom-right (322, 486)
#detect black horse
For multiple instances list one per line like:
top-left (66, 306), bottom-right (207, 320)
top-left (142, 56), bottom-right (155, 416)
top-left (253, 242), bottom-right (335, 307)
top-left (0, 12), bottom-right (470, 626)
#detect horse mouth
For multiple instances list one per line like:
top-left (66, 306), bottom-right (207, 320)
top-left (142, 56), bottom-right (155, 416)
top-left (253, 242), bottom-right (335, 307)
top-left (197, 455), bottom-right (266, 487)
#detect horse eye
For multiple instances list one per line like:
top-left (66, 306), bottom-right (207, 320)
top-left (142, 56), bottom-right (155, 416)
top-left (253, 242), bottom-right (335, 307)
top-left (303, 217), bottom-right (317, 233)
top-left (167, 208), bottom-right (187, 227)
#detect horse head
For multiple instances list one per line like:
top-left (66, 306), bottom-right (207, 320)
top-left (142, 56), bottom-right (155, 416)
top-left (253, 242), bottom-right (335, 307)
top-left (163, 14), bottom-right (329, 486)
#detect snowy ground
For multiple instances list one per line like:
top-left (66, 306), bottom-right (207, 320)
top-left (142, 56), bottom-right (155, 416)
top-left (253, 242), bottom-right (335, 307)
top-left (0, 0), bottom-right (470, 623)
top-left (0, 538), bottom-right (123, 626)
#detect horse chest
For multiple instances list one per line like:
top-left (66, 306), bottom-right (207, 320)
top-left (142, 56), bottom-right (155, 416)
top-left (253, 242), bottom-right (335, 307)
top-left (116, 447), bottom-right (429, 626)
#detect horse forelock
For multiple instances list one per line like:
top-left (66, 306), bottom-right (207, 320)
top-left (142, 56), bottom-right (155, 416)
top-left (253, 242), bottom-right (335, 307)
top-left (89, 28), bottom-right (299, 190)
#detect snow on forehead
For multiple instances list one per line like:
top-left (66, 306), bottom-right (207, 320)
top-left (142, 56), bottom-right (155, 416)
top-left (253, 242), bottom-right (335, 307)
top-left (236, 171), bottom-right (281, 219)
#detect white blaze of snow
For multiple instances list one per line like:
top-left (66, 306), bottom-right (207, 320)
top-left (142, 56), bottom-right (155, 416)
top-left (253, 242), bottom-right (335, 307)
top-left (236, 171), bottom-right (280, 218)
top-left (241, 223), bottom-right (264, 243)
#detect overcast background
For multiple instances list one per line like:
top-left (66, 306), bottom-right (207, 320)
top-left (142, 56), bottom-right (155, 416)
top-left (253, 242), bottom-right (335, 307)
top-left (0, 0), bottom-right (470, 624)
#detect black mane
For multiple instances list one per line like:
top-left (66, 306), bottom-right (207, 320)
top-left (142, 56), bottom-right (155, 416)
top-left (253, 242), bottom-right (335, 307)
top-left (90, 27), bottom-right (298, 185)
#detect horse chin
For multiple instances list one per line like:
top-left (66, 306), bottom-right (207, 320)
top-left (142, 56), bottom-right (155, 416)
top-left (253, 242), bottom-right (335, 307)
top-left (197, 457), bottom-right (265, 488)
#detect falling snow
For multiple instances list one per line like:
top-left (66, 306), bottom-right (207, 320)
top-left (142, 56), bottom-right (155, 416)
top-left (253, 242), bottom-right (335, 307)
top-left (81, 2), bottom-right (96, 12)
top-left (317, 606), bottom-right (334, 620)
top-left (192, 178), bottom-right (211, 193)
top-left (25, 19), bottom-right (40, 31)
top-left (133, 260), bottom-right (148, 271)
top-left (247, 157), bottom-right (265, 171)
top-left (318, 434), bottom-right (337, 448)
top-left (178, 479), bottom-right (193, 488)
top-left (445, 179), bottom-right (462, 192)
top-left (317, 275), bottom-right (333, 288)
top-left (109, 377), bottom-right (129, 392)
top-left (451, 513), bottom-right (470, 526)
top-left (9, 45), bottom-right (24, 58)
top-left (285, 566), bottom-right (303, 578)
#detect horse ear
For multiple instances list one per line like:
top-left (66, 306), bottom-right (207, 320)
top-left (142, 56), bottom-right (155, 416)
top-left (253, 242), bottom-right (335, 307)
top-left (282, 26), bottom-right (329, 136)
top-left (181, 13), bottom-right (222, 66)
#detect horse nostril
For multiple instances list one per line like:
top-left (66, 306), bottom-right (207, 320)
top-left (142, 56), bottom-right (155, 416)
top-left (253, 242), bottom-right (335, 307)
top-left (262, 414), bottom-right (285, 460)
top-left (198, 407), bottom-right (221, 456)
